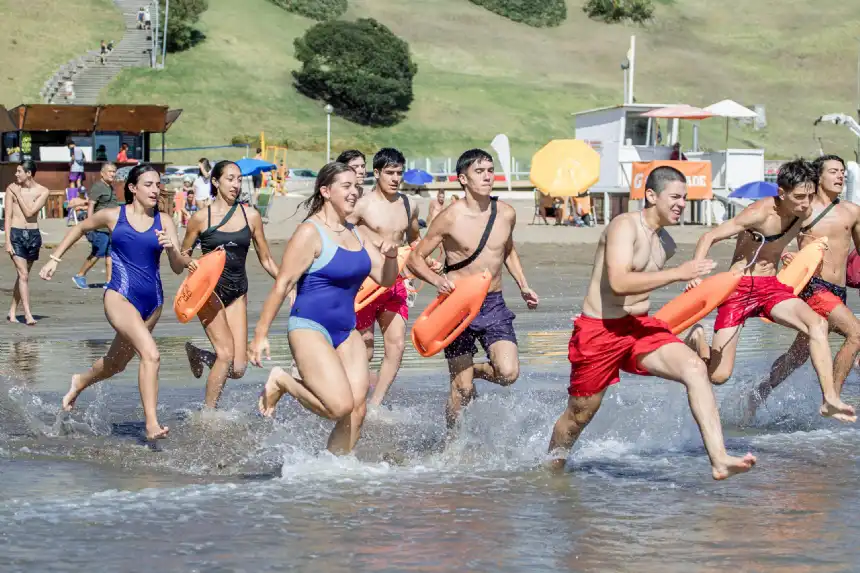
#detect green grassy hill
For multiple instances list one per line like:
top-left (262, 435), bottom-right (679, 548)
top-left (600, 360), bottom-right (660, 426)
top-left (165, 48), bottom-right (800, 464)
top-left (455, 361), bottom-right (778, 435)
top-left (5, 0), bottom-right (860, 167)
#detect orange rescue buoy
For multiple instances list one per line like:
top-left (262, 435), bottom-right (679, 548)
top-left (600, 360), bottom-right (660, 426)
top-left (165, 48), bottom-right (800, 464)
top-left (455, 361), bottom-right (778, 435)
top-left (355, 245), bottom-right (411, 312)
top-left (411, 270), bottom-right (492, 357)
top-left (174, 248), bottom-right (226, 323)
top-left (654, 271), bottom-right (742, 335)
top-left (761, 237), bottom-right (827, 324)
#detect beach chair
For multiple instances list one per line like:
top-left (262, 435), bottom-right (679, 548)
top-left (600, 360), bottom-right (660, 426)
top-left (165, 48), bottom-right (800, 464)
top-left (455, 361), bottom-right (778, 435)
top-left (255, 187), bottom-right (274, 223)
top-left (531, 188), bottom-right (549, 225)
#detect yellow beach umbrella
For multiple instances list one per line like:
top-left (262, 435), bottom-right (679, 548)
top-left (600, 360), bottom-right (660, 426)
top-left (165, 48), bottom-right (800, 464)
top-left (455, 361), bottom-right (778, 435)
top-left (529, 139), bottom-right (600, 197)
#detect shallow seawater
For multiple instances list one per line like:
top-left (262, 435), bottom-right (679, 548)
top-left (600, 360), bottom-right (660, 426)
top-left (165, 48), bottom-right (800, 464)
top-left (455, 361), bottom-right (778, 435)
top-left (2, 292), bottom-right (860, 572)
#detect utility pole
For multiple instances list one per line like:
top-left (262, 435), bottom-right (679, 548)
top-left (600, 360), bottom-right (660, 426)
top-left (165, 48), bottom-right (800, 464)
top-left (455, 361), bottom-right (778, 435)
top-left (627, 35), bottom-right (636, 104)
top-left (162, 0), bottom-right (170, 68)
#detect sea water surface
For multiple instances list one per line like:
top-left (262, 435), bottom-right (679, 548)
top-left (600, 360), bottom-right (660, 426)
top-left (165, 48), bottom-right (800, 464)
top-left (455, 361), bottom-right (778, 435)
top-left (1, 281), bottom-right (859, 572)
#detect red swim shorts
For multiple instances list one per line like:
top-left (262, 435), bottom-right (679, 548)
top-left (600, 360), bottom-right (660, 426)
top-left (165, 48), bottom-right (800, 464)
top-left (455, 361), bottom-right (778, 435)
top-left (568, 314), bottom-right (681, 398)
top-left (355, 275), bottom-right (409, 330)
top-left (713, 275), bottom-right (796, 331)
top-left (800, 276), bottom-right (847, 319)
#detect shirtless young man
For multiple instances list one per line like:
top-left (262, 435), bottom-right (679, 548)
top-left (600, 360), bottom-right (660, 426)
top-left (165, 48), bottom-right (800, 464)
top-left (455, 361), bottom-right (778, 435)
top-left (751, 155), bottom-right (860, 415)
top-left (350, 148), bottom-right (424, 406)
top-left (427, 189), bottom-right (446, 226)
top-left (547, 166), bottom-right (756, 480)
top-left (4, 161), bottom-right (50, 325)
top-left (685, 159), bottom-right (855, 422)
top-left (408, 149), bottom-right (539, 428)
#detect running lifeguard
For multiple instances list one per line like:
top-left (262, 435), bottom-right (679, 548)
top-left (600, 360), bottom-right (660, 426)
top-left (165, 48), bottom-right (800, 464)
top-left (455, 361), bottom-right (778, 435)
top-left (407, 148), bottom-right (538, 429)
top-left (547, 166), bottom-right (755, 480)
top-left (753, 155), bottom-right (860, 416)
top-left (350, 148), bottom-right (425, 407)
top-left (685, 159), bottom-right (855, 422)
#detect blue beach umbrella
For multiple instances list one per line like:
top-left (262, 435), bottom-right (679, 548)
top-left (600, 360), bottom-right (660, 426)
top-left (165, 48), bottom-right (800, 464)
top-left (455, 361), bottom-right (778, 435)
top-left (403, 169), bottom-right (434, 185)
top-left (728, 181), bottom-right (778, 199)
top-left (235, 158), bottom-right (277, 177)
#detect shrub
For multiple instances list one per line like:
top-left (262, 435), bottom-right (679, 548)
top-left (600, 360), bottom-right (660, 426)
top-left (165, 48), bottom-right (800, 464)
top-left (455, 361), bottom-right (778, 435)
top-left (161, 0), bottom-right (209, 52)
top-left (292, 18), bottom-right (417, 127)
top-left (583, 0), bottom-right (654, 24)
top-left (268, 0), bottom-right (348, 21)
top-left (467, 0), bottom-right (566, 27)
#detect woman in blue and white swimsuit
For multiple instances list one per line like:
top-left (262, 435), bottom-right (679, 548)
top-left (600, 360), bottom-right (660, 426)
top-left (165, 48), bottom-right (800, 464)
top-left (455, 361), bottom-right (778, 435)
top-left (40, 165), bottom-right (191, 440)
top-left (249, 162), bottom-right (399, 455)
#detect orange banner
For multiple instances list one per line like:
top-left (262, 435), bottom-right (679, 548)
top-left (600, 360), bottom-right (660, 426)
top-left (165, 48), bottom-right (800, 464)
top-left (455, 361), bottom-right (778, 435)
top-left (629, 160), bottom-right (713, 200)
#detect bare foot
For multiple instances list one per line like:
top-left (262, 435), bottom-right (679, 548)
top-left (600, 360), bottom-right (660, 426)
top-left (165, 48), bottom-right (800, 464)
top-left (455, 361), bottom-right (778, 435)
top-left (62, 375), bottom-right (83, 412)
top-left (712, 453), bottom-right (756, 480)
top-left (741, 385), bottom-right (767, 427)
top-left (145, 424), bottom-right (170, 440)
top-left (185, 341), bottom-right (204, 379)
top-left (7, 314), bottom-right (20, 324)
top-left (544, 457), bottom-right (567, 474)
top-left (24, 316), bottom-right (37, 326)
top-left (820, 400), bottom-right (857, 423)
top-left (258, 367), bottom-right (286, 417)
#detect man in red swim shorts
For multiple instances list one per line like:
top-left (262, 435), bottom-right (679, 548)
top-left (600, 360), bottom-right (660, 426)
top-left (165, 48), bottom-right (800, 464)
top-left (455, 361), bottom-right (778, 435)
top-left (750, 155), bottom-right (860, 418)
top-left (547, 166), bottom-right (756, 480)
top-left (686, 159), bottom-right (855, 423)
top-left (351, 148), bottom-right (440, 407)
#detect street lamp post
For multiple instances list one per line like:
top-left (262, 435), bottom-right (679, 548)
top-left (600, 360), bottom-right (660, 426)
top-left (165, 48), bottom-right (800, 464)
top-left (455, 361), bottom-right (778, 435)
top-left (325, 104), bottom-right (334, 162)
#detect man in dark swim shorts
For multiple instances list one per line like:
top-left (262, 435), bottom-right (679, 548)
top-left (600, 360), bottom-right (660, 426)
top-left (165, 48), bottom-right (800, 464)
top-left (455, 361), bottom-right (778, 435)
top-left (408, 149), bottom-right (538, 429)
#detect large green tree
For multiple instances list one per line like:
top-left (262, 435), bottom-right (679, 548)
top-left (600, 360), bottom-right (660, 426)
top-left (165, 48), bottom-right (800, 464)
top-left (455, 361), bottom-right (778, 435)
top-left (161, 0), bottom-right (209, 52)
top-left (292, 18), bottom-right (417, 127)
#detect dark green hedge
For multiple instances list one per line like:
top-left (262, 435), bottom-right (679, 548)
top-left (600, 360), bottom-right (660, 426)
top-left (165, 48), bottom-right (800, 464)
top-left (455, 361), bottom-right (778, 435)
top-left (467, 0), bottom-right (567, 27)
top-left (268, 0), bottom-right (347, 21)
top-left (583, 0), bottom-right (654, 24)
top-left (293, 18), bottom-right (417, 127)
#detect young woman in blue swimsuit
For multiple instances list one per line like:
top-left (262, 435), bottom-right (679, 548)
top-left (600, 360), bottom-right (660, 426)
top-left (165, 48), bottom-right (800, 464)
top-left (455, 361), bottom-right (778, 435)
top-left (248, 162), bottom-right (400, 454)
top-left (181, 161), bottom-right (279, 408)
top-left (40, 164), bottom-right (191, 440)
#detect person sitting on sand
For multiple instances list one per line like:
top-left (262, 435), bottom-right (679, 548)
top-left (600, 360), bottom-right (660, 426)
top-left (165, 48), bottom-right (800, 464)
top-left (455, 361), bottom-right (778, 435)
top-left (40, 164), bottom-right (192, 441)
top-left (4, 160), bottom-right (50, 325)
top-left (407, 148), bottom-right (539, 431)
top-left (684, 159), bottom-right (855, 423)
top-left (752, 155), bottom-right (860, 419)
top-left (250, 162), bottom-right (399, 455)
top-left (182, 161), bottom-right (279, 409)
top-left (547, 165), bottom-right (756, 480)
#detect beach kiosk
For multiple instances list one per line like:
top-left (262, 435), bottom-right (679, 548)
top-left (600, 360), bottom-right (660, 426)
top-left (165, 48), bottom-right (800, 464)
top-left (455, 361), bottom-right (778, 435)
top-left (0, 104), bottom-right (182, 218)
top-left (573, 103), bottom-right (764, 224)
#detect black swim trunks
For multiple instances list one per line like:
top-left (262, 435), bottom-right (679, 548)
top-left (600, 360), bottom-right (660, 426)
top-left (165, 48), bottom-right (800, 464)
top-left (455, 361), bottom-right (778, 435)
top-left (444, 291), bottom-right (518, 359)
top-left (10, 228), bottom-right (42, 261)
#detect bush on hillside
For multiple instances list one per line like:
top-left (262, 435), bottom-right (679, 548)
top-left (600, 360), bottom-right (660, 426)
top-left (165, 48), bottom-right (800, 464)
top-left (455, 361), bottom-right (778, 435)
top-left (268, 0), bottom-right (347, 21)
top-left (292, 18), bottom-right (417, 127)
top-left (467, 0), bottom-right (566, 28)
top-left (161, 0), bottom-right (209, 52)
top-left (583, 0), bottom-right (654, 24)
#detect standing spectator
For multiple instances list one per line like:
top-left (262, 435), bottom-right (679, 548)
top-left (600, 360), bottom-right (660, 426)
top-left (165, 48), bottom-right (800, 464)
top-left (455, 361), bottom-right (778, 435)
top-left (107, 40), bottom-right (114, 53)
top-left (99, 40), bottom-right (108, 65)
top-left (193, 158), bottom-right (212, 210)
top-left (251, 147), bottom-right (264, 206)
top-left (64, 80), bottom-right (75, 103)
top-left (68, 139), bottom-right (85, 189)
top-left (137, 7), bottom-right (145, 29)
top-left (143, 6), bottom-right (151, 30)
top-left (72, 163), bottom-right (119, 289)
top-left (116, 143), bottom-right (138, 164)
